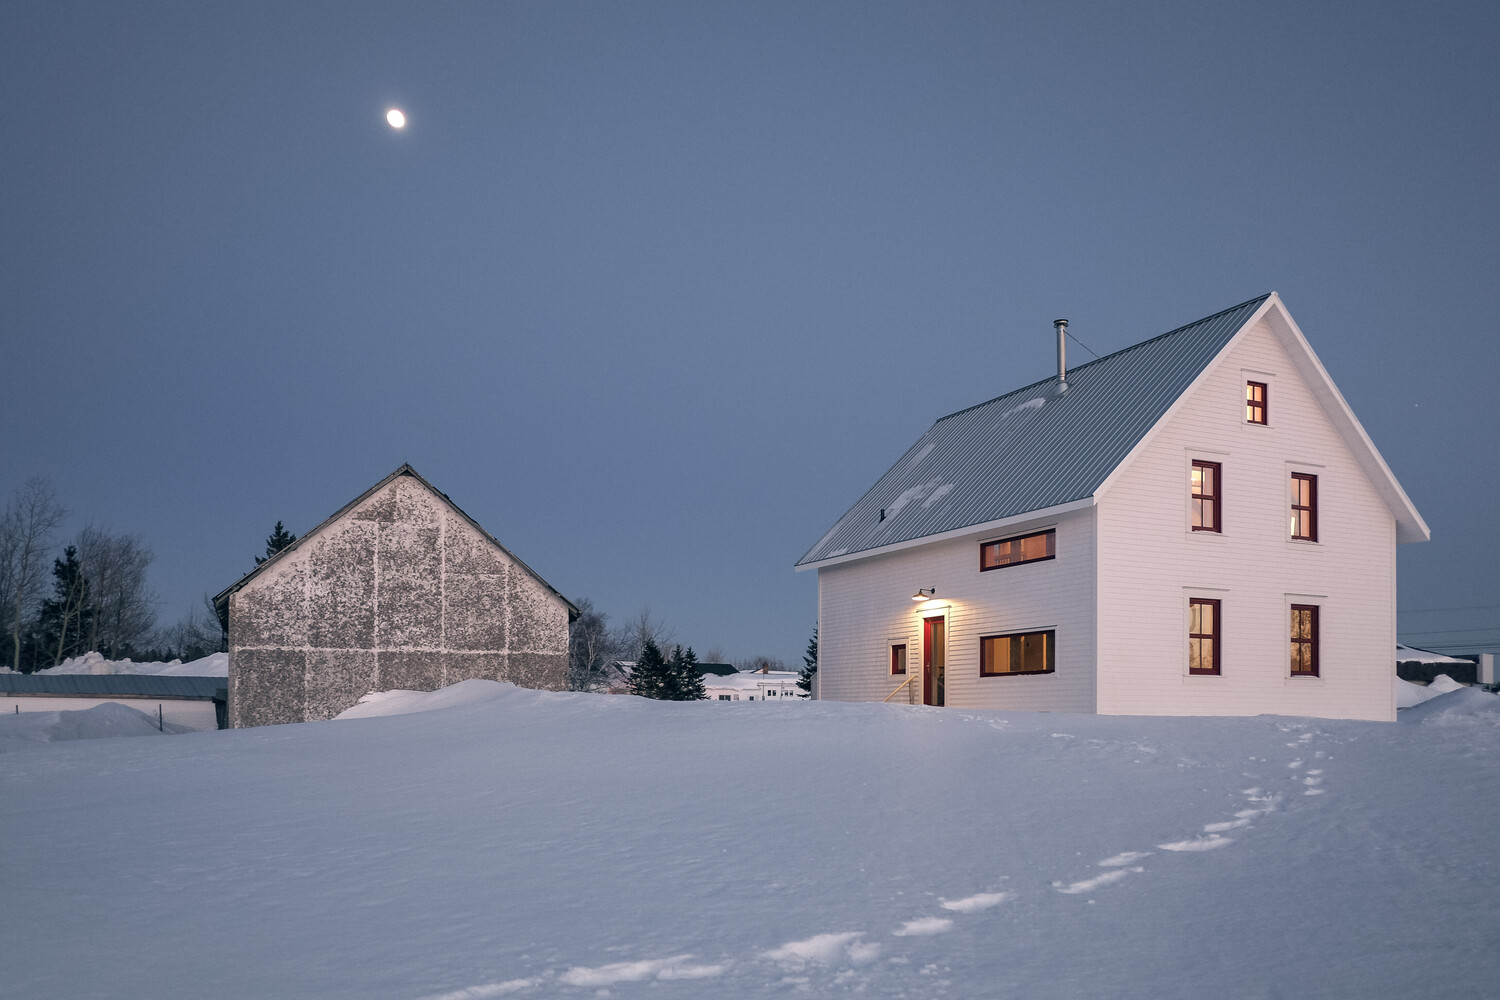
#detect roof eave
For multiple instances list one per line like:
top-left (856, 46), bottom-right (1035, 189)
top-left (1258, 295), bottom-right (1430, 545)
top-left (795, 497), bottom-right (1096, 571)
top-left (1088, 293), bottom-right (1428, 544)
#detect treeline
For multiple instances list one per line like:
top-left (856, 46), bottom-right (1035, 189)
top-left (0, 478), bottom-right (223, 673)
top-left (566, 599), bottom-right (813, 698)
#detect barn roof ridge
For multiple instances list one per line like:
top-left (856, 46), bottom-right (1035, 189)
top-left (213, 464), bottom-right (579, 623)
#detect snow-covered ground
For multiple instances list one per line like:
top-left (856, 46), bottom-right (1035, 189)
top-left (3, 683), bottom-right (1498, 999)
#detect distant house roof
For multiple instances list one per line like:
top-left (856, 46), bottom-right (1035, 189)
top-left (797, 293), bottom-right (1428, 569)
top-left (704, 671), bottom-right (800, 692)
top-left (1396, 644), bottom-right (1476, 666)
top-left (0, 674), bottom-right (225, 700)
top-left (698, 662), bottom-right (738, 676)
top-left (213, 464), bottom-right (580, 627)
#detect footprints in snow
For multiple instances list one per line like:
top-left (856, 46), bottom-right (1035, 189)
top-left (422, 732), bottom-right (1332, 996)
top-left (1054, 866), bottom-right (1144, 894)
top-left (939, 891), bottom-right (1012, 913)
top-left (1050, 734), bottom-right (1325, 898)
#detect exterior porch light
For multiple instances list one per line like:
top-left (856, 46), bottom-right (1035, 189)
top-left (912, 588), bottom-right (936, 601)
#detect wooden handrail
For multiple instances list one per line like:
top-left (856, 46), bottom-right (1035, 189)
top-left (883, 674), bottom-right (916, 703)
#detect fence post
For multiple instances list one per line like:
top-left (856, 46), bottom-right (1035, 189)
top-left (158, 704), bottom-right (163, 731)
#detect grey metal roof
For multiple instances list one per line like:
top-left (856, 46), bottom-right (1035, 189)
top-left (797, 295), bottom-right (1271, 567)
top-left (0, 674), bottom-right (226, 700)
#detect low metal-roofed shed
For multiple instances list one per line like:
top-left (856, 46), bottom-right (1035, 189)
top-left (0, 674), bottom-right (227, 731)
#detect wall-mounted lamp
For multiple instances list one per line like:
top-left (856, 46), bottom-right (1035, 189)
top-left (912, 588), bottom-right (936, 601)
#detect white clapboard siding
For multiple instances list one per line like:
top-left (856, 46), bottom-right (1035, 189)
top-left (818, 507), bottom-right (1096, 712)
top-left (1095, 318), bottom-right (1396, 721)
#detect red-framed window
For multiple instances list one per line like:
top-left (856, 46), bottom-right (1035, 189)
top-left (1188, 598), bottom-right (1220, 675)
top-left (1191, 461), bottom-right (1221, 532)
top-left (890, 643), bottom-right (907, 676)
top-left (980, 630), bottom-right (1055, 676)
top-left (1291, 473), bottom-right (1318, 540)
top-left (1291, 605), bottom-right (1319, 676)
top-left (980, 529), bottom-right (1055, 571)
top-left (1246, 381), bottom-right (1268, 424)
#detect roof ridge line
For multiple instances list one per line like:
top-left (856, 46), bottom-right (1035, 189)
top-left (933, 294), bottom-right (1271, 424)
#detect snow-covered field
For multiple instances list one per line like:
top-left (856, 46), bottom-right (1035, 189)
top-left (3, 683), bottom-right (1498, 999)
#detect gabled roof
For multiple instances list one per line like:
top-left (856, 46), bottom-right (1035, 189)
top-left (214, 464), bottom-right (580, 623)
top-left (797, 293), bottom-right (1427, 569)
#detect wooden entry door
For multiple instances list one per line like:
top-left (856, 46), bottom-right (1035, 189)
top-left (923, 616), bottom-right (946, 707)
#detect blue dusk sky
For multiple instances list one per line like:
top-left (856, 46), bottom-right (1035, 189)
top-left (3, 1), bottom-right (1496, 662)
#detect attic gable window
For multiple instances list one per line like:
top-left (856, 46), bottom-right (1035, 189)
top-left (1246, 381), bottom-right (1268, 424)
top-left (1191, 461), bottom-right (1221, 532)
top-left (980, 529), bottom-right (1055, 571)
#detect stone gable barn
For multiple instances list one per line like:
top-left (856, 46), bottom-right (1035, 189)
top-left (214, 464), bottom-right (578, 728)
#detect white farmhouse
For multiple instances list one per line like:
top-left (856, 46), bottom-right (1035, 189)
top-left (796, 294), bottom-right (1428, 722)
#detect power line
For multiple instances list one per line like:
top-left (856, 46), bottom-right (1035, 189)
top-left (1408, 642), bottom-right (1499, 652)
top-left (1398, 603), bottom-right (1500, 615)
top-left (1399, 627), bottom-right (1500, 638)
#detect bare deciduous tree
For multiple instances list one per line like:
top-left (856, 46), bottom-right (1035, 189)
top-left (611, 607), bottom-right (678, 664)
top-left (0, 478), bottom-right (66, 670)
top-left (567, 597), bottom-right (620, 691)
top-left (734, 654), bottom-right (788, 673)
top-left (156, 594), bottom-right (227, 663)
top-left (76, 526), bottom-right (156, 659)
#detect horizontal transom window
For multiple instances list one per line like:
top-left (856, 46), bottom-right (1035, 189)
top-left (980, 529), bottom-right (1055, 571)
top-left (980, 630), bottom-right (1055, 676)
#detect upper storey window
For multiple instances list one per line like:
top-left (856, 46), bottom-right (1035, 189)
top-left (1191, 461), bottom-right (1221, 532)
top-left (1246, 381), bottom-right (1268, 424)
top-left (980, 529), bottom-right (1055, 571)
top-left (1291, 473), bottom-right (1318, 541)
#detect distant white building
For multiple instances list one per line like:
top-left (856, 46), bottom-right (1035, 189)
top-left (704, 669), bottom-right (804, 702)
top-left (797, 294), bottom-right (1428, 723)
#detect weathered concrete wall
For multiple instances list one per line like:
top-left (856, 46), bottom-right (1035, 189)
top-left (228, 475), bottom-right (569, 727)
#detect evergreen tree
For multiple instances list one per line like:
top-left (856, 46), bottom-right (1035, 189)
top-left (33, 545), bottom-right (93, 669)
top-left (670, 644), bottom-right (707, 701)
top-left (254, 521), bottom-right (298, 565)
top-left (796, 626), bottom-right (818, 695)
top-left (627, 637), bottom-right (673, 699)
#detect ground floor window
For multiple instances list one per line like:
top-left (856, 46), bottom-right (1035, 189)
top-left (1291, 605), bottom-right (1319, 676)
top-left (1189, 598), bottom-right (1220, 675)
top-left (890, 643), bottom-right (907, 675)
top-left (980, 630), bottom-right (1054, 676)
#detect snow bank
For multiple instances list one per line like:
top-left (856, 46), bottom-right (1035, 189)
top-left (335, 679), bottom-right (517, 719)
top-left (1399, 682), bottom-right (1500, 726)
top-left (1397, 673), bottom-right (1469, 710)
top-left (0, 701), bottom-right (183, 750)
top-left (34, 650), bottom-right (227, 677)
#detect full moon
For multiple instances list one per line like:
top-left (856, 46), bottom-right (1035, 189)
top-left (386, 108), bottom-right (406, 129)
